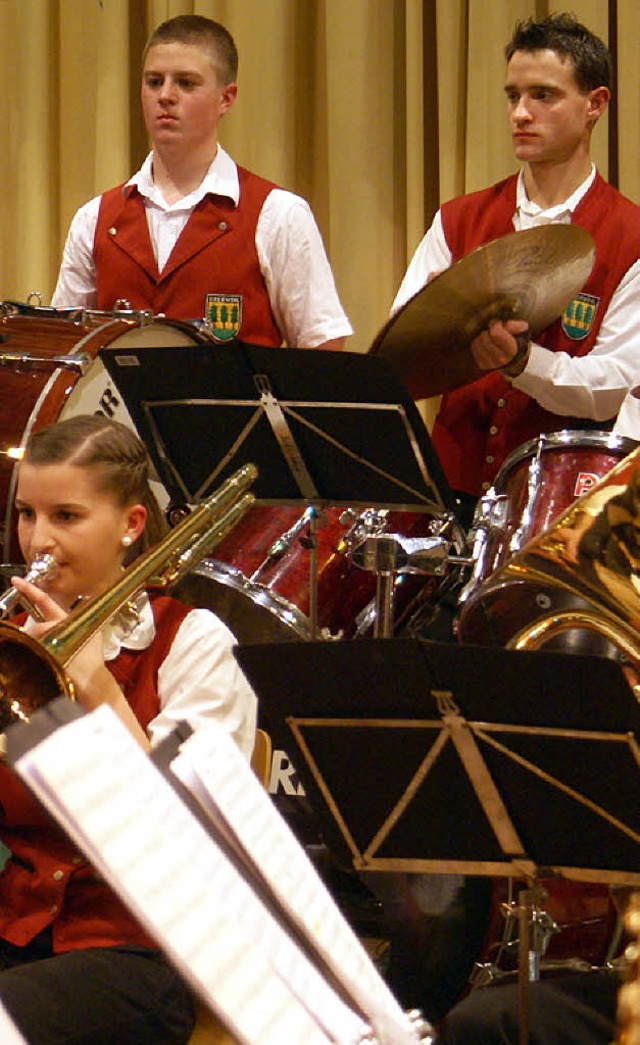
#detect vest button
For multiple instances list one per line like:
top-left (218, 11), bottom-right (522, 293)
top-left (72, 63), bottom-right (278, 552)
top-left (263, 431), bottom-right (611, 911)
top-left (217, 221), bottom-right (228, 231)
top-left (108, 226), bottom-right (117, 236)
top-left (497, 398), bottom-right (506, 408)
top-left (485, 455), bottom-right (494, 464)
top-left (489, 425), bottom-right (498, 435)
top-left (52, 869), bottom-right (64, 881)
top-left (482, 481), bottom-right (491, 491)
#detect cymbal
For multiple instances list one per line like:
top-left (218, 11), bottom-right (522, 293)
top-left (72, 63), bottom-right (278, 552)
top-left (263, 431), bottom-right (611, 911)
top-left (369, 224), bottom-right (595, 398)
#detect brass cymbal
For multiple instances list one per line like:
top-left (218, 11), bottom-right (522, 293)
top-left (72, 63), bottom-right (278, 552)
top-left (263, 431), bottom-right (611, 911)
top-left (369, 224), bottom-right (595, 398)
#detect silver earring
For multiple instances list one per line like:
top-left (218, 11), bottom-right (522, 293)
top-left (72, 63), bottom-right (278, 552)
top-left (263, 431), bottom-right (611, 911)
top-left (122, 535), bottom-right (133, 547)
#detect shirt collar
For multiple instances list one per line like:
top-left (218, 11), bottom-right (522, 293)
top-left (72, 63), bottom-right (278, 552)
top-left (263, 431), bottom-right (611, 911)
top-left (102, 590), bottom-right (156, 660)
top-left (124, 145), bottom-right (240, 211)
top-left (515, 164), bottom-right (596, 222)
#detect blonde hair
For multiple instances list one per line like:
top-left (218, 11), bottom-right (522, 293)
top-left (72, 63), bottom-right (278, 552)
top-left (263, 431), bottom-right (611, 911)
top-left (143, 14), bottom-right (238, 86)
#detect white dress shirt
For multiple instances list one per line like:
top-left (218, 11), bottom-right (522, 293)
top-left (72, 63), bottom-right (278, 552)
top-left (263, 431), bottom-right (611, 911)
top-left (53, 147), bottom-right (352, 349)
top-left (392, 167), bottom-right (640, 423)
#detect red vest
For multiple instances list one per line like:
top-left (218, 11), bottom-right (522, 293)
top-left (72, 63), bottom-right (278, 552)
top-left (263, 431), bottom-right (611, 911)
top-left (0, 596), bottom-right (190, 952)
top-left (94, 165), bottom-right (282, 346)
top-left (432, 173), bottom-right (640, 496)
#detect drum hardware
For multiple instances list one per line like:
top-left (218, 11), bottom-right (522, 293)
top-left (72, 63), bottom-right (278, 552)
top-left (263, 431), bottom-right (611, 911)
top-left (350, 525), bottom-right (471, 637)
top-left (0, 350), bottom-right (92, 374)
top-left (369, 224), bottom-right (595, 397)
top-left (357, 1010), bottom-right (434, 1044)
top-left (470, 881), bottom-right (560, 990)
top-left (260, 505), bottom-right (317, 564)
top-left (1, 299), bottom-right (155, 326)
top-left (456, 491), bottom-right (508, 606)
top-left (508, 441), bottom-right (543, 556)
top-left (2, 298), bottom-right (86, 322)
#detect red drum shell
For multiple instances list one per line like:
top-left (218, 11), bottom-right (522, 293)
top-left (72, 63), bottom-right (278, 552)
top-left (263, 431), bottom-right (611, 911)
top-left (492, 430), bottom-right (637, 554)
top-left (482, 878), bottom-right (620, 972)
top-left (457, 430), bottom-right (637, 646)
top-left (0, 312), bottom-right (213, 558)
top-left (176, 505), bottom-right (459, 642)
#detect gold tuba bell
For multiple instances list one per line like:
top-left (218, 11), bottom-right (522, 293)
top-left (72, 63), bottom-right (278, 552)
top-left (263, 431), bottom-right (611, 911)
top-left (0, 462), bottom-right (257, 730)
top-left (457, 445), bottom-right (640, 668)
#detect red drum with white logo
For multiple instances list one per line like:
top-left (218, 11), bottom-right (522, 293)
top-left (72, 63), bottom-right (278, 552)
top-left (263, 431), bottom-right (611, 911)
top-left (457, 429), bottom-right (637, 645)
top-left (0, 306), bottom-right (215, 558)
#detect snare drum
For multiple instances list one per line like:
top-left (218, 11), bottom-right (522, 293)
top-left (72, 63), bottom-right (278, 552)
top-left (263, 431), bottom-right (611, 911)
top-left (458, 429), bottom-right (637, 645)
top-left (0, 308), bottom-right (215, 557)
top-left (176, 503), bottom-right (465, 642)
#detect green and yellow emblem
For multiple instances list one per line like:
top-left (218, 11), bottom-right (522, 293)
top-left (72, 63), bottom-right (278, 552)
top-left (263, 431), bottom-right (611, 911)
top-left (561, 292), bottom-right (599, 340)
top-left (205, 294), bottom-right (242, 341)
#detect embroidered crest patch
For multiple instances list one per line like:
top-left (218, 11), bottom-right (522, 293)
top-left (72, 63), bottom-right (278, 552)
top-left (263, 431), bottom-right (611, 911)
top-left (561, 292), bottom-right (599, 340)
top-left (205, 294), bottom-right (242, 341)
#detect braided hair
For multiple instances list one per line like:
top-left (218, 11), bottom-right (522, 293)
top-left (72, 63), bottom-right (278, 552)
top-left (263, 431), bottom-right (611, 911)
top-left (23, 415), bottom-right (167, 562)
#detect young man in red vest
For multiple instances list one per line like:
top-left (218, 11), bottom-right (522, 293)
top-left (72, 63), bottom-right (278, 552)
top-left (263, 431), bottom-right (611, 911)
top-left (392, 13), bottom-right (640, 520)
top-left (53, 15), bottom-right (351, 351)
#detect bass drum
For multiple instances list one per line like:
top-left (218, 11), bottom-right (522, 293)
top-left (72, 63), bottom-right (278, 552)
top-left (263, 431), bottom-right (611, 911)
top-left (0, 307), bottom-right (214, 559)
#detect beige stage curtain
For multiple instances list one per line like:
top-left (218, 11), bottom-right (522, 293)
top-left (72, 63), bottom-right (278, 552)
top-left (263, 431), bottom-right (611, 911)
top-left (1, 1), bottom-right (638, 367)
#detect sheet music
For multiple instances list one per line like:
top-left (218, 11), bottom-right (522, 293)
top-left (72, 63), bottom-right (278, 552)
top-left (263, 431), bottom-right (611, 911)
top-left (171, 722), bottom-right (418, 1045)
top-left (0, 1003), bottom-right (27, 1044)
top-left (13, 706), bottom-right (374, 1045)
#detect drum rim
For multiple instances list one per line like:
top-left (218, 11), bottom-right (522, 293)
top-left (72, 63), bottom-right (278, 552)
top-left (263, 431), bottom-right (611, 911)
top-left (495, 428), bottom-right (638, 489)
top-left (183, 558), bottom-right (311, 640)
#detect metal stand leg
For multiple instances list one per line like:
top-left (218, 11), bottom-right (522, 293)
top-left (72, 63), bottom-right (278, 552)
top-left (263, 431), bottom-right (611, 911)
top-left (373, 570), bottom-right (396, 638)
top-left (305, 510), bottom-right (320, 640)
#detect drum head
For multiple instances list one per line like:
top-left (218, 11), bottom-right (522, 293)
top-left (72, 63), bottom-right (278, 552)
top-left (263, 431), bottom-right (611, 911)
top-left (173, 559), bottom-right (310, 643)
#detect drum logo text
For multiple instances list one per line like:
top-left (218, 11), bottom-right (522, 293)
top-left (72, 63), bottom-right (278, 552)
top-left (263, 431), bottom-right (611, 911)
top-left (574, 471), bottom-right (600, 497)
top-left (205, 294), bottom-right (242, 341)
top-left (561, 292), bottom-right (599, 340)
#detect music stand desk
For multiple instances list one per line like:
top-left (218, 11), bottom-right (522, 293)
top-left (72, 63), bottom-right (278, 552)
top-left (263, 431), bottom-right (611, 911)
top-left (235, 638), bottom-right (640, 888)
top-left (99, 341), bottom-right (454, 513)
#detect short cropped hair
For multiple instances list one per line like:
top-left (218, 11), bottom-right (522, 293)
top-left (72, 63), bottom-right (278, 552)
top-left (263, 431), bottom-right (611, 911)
top-left (505, 12), bottom-right (611, 92)
top-left (143, 15), bottom-right (238, 86)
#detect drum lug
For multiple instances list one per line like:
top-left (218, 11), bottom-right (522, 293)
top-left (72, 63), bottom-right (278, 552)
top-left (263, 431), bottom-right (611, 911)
top-left (0, 350), bottom-right (92, 375)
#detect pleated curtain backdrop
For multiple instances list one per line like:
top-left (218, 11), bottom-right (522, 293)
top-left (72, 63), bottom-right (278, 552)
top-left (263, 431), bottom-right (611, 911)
top-left (1, 0), bottom-right (638, 370)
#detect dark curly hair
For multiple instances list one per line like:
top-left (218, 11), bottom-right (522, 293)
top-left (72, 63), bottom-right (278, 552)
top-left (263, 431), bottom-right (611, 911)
top-left (505, 12), bottom-right (611, 92)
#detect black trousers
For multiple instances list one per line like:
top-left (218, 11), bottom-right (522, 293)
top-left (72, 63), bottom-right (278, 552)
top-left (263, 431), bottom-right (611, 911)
top-left (0, 929), bottom-right (195, 1045)
top-left (437, 969), bottom-right (621, 1045)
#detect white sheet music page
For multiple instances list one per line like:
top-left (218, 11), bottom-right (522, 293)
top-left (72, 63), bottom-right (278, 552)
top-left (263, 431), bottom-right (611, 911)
top-left (0, 1003), bottom-right (28, 1044)
top-left (13, 705), bottom-right (374, 1045)
top-left (171, 721), bottom-right (418, 1045)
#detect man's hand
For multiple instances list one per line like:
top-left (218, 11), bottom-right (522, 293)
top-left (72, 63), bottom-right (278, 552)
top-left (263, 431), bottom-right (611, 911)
top-left (470, 318), bottom-right (531, 376)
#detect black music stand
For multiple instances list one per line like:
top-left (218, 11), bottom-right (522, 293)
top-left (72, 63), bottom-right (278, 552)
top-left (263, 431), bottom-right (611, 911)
top-left (235, 637), bottom-right (640, 1042)
top-left (99, 341), bottom-right (461, 638)
top-left (99, 341), bottom-right (453, 512)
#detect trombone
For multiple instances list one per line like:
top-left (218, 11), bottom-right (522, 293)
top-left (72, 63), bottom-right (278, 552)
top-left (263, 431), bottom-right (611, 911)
top-left (0, 463), bottom-right (257, 730)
